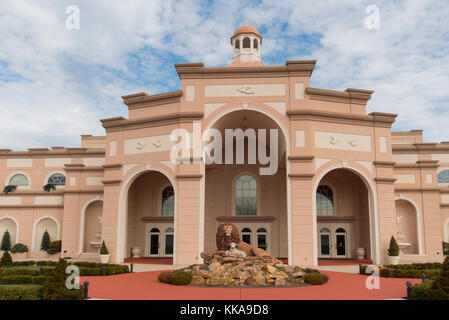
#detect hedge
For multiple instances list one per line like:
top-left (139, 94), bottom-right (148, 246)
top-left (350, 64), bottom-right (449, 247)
top-left (0, 285), bottom-right (43, 300)
top-left (410, 280), bottom-right (434, 300)
top-left (360, 265), bottom-right (441, 280)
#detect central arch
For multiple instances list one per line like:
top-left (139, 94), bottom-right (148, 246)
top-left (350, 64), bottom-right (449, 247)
top-left (117, 165), bottom-right (177, 264)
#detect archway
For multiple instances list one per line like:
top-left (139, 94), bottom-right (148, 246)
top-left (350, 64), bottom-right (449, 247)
top-left (395, 197), bottom-right (422, 255)
top-left (203, 109), bottom-right (288, 259)
top-left (82, 200), bottom-right (103, 253)
top-left (32, 217), bottom-right (59, 252)
top-left (124, 170), bottom-right (176, 261)
top-left (0, 217), bottom-right (18, 247)
top-left (313, 167), bottom-right (378, 263)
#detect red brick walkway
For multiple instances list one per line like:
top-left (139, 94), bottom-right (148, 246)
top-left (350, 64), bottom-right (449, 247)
top-left (80, 270), bottom-right (420, 300)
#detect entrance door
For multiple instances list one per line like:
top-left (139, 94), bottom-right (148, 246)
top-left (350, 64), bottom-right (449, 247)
top-left (335, 228), bottom-right (347, 258)
top-left (149, 228), bottom-right (160, 256)
top-left (319, 228), bottom-right (331, 258)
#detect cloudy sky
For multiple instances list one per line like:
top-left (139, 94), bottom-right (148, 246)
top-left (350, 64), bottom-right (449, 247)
top-left (1, 0), bottom-right (448, 149)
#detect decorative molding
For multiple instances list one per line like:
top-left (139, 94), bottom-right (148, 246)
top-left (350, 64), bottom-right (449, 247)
top-left (306, 87), bottom-right (374, 105)
top-left (122, 90), bottom-right (183, 109)
top-left (101, 179), bottom-right (122, 186)
top-left (287, 156), bottom-right (314, 162)
top-left (175, 174), bottom-right (203, 180)
top-left (374, 177), bottom-right (397, 184)
top-left (140, 216), bottom-right (175, 223)
top-left (216, 216), bottom-right (276, 223)
top-left (103, 164), bottom-right (122, 170)
top-left (288, 173), bottom-right (315, 180)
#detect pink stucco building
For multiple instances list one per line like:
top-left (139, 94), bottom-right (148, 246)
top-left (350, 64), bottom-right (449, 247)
top-left (1, 25), bottom-right (448, 266)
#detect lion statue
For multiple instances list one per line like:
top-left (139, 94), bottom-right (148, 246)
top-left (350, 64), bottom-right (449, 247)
top-left (213, 223), bottom-right (273, 258)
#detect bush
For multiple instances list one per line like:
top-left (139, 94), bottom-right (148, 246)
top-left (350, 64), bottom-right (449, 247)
top-left (42, 258), bottom-right (85, 300)
top-left (427, 256), bottom-right (449, 300)
top-left (0, 252), bottom-right (12, 266)
top-left (31, 276), bottom-right (49, 285)
top-left (410, 280), bottom-right (433, 300)
top-left (158, 271), bottom-right (173, 284)
top-left (40, 230), bottom-right (51, 251)
top-left (304, 272), bottom-right (325, 285)
top-left (1, 230), bottom-right (11, 252)
top-left (36, 261), bottom-right (57, 266)
top-left (0, 275), bottom-right (33, 284)
top-left (46, 241), bottom-right (61, 255)
top-left (100, 240), bottom-right (109, 255)
top-left (105, 265), bottom-right (129, 275)
top-left (0, 285), bottom-right (42, 300)
top-left (388, 236), bottom-right (399, 256)
top-left (170, 270), bottom-right (192, 285)
top-left (79, 267), bottom-right (101, 276)
top-left (12, 261), bottom-right (35, 266)
top-left (10, 243), bottom-right (29, 253)
top-left (0, 267), bottom-right (39, 276)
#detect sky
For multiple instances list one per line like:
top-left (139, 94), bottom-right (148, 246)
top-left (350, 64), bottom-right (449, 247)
top-left (0, 0), bottom-right (448, 150)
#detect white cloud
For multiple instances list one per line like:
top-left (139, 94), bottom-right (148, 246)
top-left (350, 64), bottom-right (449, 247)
top-left (0, 0), bottom-right (448, 150)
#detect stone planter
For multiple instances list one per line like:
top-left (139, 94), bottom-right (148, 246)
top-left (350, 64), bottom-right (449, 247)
top-left (131, 247), bottom-right (141, 258)
top-left (100, 254), bottom-right (110, 264)
top-left (386, 255), bottom-right (400, 265)
top-left (355, 248), bottom-right (366, 260)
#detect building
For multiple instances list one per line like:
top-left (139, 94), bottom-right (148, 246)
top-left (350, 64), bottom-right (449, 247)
top-left (1, 25), bottom-right (448, 266)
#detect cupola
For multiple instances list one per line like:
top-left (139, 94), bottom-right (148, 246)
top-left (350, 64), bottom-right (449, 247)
top-left (229, 24), bottom-right (264, 66)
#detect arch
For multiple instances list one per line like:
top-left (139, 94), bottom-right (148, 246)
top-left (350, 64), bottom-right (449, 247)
top-left (117, 165), bottom-right (178, 264)
top-left (204, 105), bottom-right (291, 262)
top-left (6, 172), bottom-right (31, 189)
top-left (0, 216), bottom-right (19, 244)
top-left (320, 227), bottom-right (330, 234)
top-left (312, 163), bottom-right (380, 265)
top-left (242, 37), bottom-right (250, 48)
top-left (78, 196), bottom-right (103, 253)
top-left (395, 195), bottom-right (424, 255)
top-left (31, 215), bottom-right (60, 252)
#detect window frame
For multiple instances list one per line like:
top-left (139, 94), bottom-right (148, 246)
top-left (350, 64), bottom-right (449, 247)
top-left (7, 172), bottom-right (31, 189)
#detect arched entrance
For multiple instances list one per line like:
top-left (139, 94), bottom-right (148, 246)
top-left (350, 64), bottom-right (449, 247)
top-left (314, 167), bottom-right (379, 263)
top-left (121, 169), bottom-right (176, 261)
top-left (203, 108), bottom-right (289, 259)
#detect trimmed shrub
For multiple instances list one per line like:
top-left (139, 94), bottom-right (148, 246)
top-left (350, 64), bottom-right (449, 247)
top-left (170, 270), bottom-right (192, 285)
top-left (31, 276), bottom-right (49, 285)
top-left (100, 240), bottom-right (109, 255)
top-left (427, 256), bottom-right (449, 300)
top-left (79, 267), bottom-right (101, 276)
top-left (0, 251), bottom-right (12, 266)
top-left (410, 280), bottom-right (433, 300)
top-left (1, 230), bottom-right (11, 252)
top-left (0, 275), bottom-right (33, 284)
top-left (0, 285), bottom-right (42, 300)
top-left (321, 273), bottom-right (329, 283)
top-left (158, 271), bottom-right (173, 284)
top-left (388, 236), bottom-right (399, 256)
top-left (40, 230), bottom-right (51, 251)
top-left (46, 241), bottom-right (61, 255)
top-left (12, 261), bottom-right (35, 266)
top-left (10, 243), bottom-right (29, 253)
top-left (0, 267), bottom-right (39, 276)
top-left (443, 242), bottom-right (449, 256)
top-left (36, 261), bottom-right (57, 266)
top-left (304, 272), bottom-right (325, 285)
top-left (42, 258), bottom-right (85, 300)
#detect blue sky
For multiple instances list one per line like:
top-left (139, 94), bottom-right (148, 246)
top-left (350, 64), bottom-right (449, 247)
top-left (1, 0), bottom-right (449, 149)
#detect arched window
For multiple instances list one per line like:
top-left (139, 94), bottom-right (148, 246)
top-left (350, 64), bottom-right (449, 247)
top-left (235, 39), bottom-right (240, 50)
top-left (9, 174), bottom-right (29, 187)
top-left (235, 175), bottom-right (257, 216)
top-left (316, 185), bottom-right (334, 216)
top-left (320, 228), bottom-right (331, 234)
top-left (336, 228), bottom-right (346, 233)
top-left (161, 186), bottom-right (174, 216)
top-left (241, 228), bottom-right (252, 244)
top-left (438, 170), bottom-right (449, 183)
top-left (242, 37), bottom-right (250, 48)
top-left (253, 39), bottom-right (258, 50)
top-left (47, 173), bottom-right (66, 186)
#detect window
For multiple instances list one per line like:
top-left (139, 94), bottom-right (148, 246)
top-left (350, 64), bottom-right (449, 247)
top-left (9, 174), bottom-right (29, 187)
top-left (438, 170), bottom-right (449, 183)
top-left (165, 228), bottom-right (174, 255)
top-left (253, 39), bottom-right (258, 50)
top-left (242, 37), bottom-right (250, 48)
top-left (257, 228), bottom-right (267, 251)
top-left (47, 173), bottom-right (66, 186)
top-left (161, 186), bottom-right (174, 216)
top-left (235, 175), bottom-right (257, 216)
top-left (235, 39), bottom-right (240, 50)
top-left (241, 228), bottom-right (252, 244)
top-left (316, 185), bottom-right (334, 216)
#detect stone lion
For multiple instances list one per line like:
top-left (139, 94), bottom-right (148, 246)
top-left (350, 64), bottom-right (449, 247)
top-left (215, 223), bottom-right (272, 258)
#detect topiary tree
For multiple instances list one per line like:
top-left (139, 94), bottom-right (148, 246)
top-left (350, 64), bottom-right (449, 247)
top-left (42, 258), bottom-right (84, 300)
top-left (100, 240), bottom-right (109, 255)
top-left (1, 229), bottom-right (11, 251)
top-left (10, 243), bottom-right (29, 253)
top-left (46, 241), bottom-right (61, 255)
top-left (0, 251), bottom-right (12, 266)
top-left (40, 230), bottom-right (51, 251)
top-left (427, 256), bottom-right (449, 300)
top-left (388, 236), bottom-right (400, 256)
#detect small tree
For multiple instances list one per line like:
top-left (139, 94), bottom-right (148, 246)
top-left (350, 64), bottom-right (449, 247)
top-left (427, 256), bottom-right (449, 300)
top-left (1, 229), bottom-right (11, 251)
top-left (0, 251), bottom-right (12, 266)
top-left (42, 258), bottom-right (84, 300)
top-left (100, 240), bottom-right (109, 255)
top-left (388, 236), bottom-right (400, 256)
top-left (43, 183), bottom-right (56, 192)
top-left (40, 230), bottom-right (51, 251)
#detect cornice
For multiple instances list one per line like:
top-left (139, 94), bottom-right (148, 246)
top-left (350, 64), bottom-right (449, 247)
top-left (374, 177), bottom-right (397, 184)
top-left (373, 161), bottom-right (396, 167)
top-left (288, 156), bottom-right (314, 162)
top-left (216, 216), bottom-right (276, 222)
top-left (0, 148), bottom-right (105, 157)
top-left (175, 174), bottom-right (203, 180)
top-left (288, 173), bottom-right (315, 180)
top-left (394, 188), bottom-right (441, 192)
top-left (64, 165), bottom-right (104, 173)
top-left (101, 112), bottom-right (204, 132)
top-left (102, 164), bottom-right (122, 170)
top-left (306, 87), bottom-right (374, 105)
top-left (287, 109), bottom-right (396, 128)
top-left (122, 90), bottom-right (183, 109)
top-left (101, 179), bottom-right (121, 186)
top-left (140, 216), bottom-right (174, 223)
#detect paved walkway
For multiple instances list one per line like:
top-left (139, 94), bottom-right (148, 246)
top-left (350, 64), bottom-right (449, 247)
top-left (80, 269), bottom-right (420, 300)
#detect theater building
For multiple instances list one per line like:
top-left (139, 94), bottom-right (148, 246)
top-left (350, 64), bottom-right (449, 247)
top-left (0, 25), bottom-right (448, 266)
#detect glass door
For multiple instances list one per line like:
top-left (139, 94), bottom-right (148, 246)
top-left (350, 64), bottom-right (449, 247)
top-left (335, 228), bottom-right (347, 258)
top-left (319, 228), bottom-right (331, 258)
top-left (149, 228), bottom-right (160, 256)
